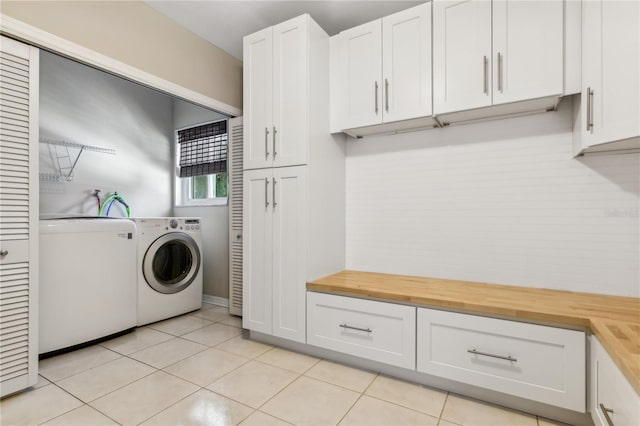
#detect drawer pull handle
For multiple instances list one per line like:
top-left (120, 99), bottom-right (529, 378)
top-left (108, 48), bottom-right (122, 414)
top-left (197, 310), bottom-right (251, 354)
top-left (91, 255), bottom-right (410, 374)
top-left (599, 403), bottom-right (614, 426)
top-left (0, 250), bottom-right (7, 257)
top-left (467, 349), bottom-right (517, 362)
top-left (339, 323), bottom-right (372, 333)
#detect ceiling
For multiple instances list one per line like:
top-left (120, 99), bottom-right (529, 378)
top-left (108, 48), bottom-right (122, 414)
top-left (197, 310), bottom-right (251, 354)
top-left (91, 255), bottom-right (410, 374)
top-left (145, 1), bottom-right (423, 60)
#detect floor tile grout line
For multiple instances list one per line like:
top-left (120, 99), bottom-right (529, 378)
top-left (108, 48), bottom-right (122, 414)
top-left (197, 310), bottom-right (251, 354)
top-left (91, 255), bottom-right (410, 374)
top-left (56, 363), bottom-right (159, 405)
top-left (437, 392), bottom-right (450, 423)
top-left (129, 385), bottom-right (203, 426)
top-left (302, 365), bottom-right (377, 394)
top-left (252, 372), bottom-right (303, 413)
top-left (39, 346), bottom-right (124, 383)
top-left (160, 353), bottom-right (251, 389)
top-left (334, 382), bottom-right (367, 426)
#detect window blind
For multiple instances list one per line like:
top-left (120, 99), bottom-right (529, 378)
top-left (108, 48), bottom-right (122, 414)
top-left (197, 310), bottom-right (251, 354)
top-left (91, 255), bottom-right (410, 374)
top-left (178, 120), bottom-right (227, 177)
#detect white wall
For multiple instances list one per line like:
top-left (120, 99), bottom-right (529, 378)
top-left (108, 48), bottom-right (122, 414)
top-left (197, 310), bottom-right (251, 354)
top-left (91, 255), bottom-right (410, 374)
top-left (173, 99), bottom-right (230, 300)
top-left (345, 99), bottom-right (640, 297)
top-left (39, 50), bottom-right (174, 217)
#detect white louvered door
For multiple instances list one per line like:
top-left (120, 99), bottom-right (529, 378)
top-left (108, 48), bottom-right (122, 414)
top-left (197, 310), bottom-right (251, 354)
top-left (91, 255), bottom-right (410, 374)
top-left (228, 118), bottom-right (243, 316)
top-left (0, 35), bottom-right (39, 397)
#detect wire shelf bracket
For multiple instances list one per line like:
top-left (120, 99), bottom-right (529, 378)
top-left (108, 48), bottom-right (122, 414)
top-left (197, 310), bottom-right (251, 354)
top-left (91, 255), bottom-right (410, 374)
top-left (39, 138), bottom-right (116, 182)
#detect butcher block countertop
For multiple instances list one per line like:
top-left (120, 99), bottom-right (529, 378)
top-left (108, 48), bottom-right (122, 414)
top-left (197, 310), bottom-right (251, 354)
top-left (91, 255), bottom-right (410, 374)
top-left (307, 270), bottom-right (640, 395)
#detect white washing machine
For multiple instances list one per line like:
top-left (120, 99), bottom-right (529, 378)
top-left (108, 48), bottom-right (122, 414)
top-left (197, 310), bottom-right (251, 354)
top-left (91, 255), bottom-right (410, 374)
top-left (39, 218), bottom-right (137, 354)
top-left (132, 217), bottom-right (203, 325)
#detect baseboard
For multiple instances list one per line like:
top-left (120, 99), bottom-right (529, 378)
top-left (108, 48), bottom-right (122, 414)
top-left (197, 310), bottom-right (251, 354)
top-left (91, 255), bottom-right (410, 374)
top-left (202, 294), bottom-right (229, 307)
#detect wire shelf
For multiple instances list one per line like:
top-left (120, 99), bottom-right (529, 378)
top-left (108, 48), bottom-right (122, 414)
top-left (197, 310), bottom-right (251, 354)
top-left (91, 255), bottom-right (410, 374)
top-left (39, 138), bottom-right (116, 181)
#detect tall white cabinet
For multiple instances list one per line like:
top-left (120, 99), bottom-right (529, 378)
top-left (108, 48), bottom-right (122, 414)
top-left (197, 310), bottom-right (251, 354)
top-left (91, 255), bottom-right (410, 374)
top-left (433, 0), bottom-right (564, 117)
top-left (0, 36), bottom-right (39, 397)
top-left (242, 15), bottom-right (345, 344)
top-left (574, 0), bottom-right (640, 155)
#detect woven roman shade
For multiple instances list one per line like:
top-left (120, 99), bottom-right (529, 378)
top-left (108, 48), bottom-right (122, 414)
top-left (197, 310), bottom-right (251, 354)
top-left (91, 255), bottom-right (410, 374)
top-left (178, 120), bottom-right (228, 177)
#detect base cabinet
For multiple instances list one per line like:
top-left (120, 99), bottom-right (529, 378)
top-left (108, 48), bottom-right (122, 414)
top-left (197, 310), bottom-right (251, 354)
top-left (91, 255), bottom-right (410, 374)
top-left (243, 166), bottom-right (307, 343)
top-left (416, 308), bottom-right (585, 412)
top-left (306, 292), bottom-right (416, 369)
top-left (590, 336), bottom-right (640, 426)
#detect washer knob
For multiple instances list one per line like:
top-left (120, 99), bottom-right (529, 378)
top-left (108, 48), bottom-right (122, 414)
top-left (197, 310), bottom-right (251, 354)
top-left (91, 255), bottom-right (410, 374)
top-left (169, 219), bottom-right (178, 229)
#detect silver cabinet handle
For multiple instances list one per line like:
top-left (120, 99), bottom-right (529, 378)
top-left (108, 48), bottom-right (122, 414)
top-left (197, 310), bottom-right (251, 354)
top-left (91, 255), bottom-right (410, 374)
top-left (385, 78), bottom-right (389, 112)
top-left (599, 403), bottom-right (614, 426)
top-left (374, 81), bottom-right (379, 114)
top-left (0, 250), bottom-right (8, 257)
top-left (467, 348), bottom-right (517, 362)
top-left (587, 88), bottom-right (594, 132)
top-left (497, 52), bottom-right (503, 93)
top-left (272, 126), bottom-right (277, 159)
top-left (483, 56), bottom-right (488, 95)
top-left (272, 177), bottom-right (277, 209)
top-left (340, 323), bottom-right (372, 333)
top-left (264, 178), bottom-right (269, 208)
top-left (264, 127), bottom-right (270, 159)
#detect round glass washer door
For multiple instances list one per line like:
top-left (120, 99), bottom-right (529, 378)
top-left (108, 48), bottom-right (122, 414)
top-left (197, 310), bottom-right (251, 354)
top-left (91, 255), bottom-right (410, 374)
top-left (143, 232), bottom-right (201, 294)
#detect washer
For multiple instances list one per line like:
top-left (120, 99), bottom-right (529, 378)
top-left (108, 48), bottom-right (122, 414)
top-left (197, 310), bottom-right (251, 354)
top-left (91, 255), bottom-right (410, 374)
top-left (132, 217), bottom-right (203, 325)
top-left (39, 218), bottom-right (137, 354)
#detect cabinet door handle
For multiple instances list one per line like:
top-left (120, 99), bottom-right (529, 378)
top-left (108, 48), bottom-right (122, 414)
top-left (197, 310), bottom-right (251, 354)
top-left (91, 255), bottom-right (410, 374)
top-left (374, 81), bottom-right (379, 114)
top-left (483, 56), bottom-right (488, 95)
top-left (264, 127), bottom-right (270, 159)
top-left (599, 403), bottom-right (614, 426)
top-left (0, 250), bottom-right (8, 257)
top-left (385, 78), bottom-right (389, 112)
top-left (272, 178), bottom-right (277, 209)
top-left (467, 348), bottom-right (517, 362)
top-left (339, 323), bottom-right (372, 333)
top-left (587, 88), bottom-right (594, 132)
top-left (272, 126), bottom-right (277, 159)
top-left (497, 52), bottom-right (503, 93)
top-left (264, 178), bottom-right (269, 208)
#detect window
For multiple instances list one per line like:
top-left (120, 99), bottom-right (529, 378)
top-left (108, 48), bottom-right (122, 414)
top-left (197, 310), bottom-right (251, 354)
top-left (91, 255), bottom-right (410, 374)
top-left (175, 119), bottom-right (228, 206)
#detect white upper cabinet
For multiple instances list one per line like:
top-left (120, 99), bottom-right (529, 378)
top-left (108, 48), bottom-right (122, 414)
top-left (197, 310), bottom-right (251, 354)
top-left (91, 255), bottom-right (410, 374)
top-left (492, 0), bottom-right (563, 105)
top-left (575, 0), bottom-right (640, 155)
top-left (272, 17), bottom-right (308, 168)
top-left (433, 0), bottom-right (492, 114)
top-left (340, 3), bottom-right (432, 130)
top-left (434, 0), bottom-right (564, 116)
top-left (243, 15), bottom-right (308, 170)
top-left (382, 4), bottom-right (432, 123)
top-left (243, 27), bottom-right (273, 170)
top-left (340, 20), bottom-right (382, 129)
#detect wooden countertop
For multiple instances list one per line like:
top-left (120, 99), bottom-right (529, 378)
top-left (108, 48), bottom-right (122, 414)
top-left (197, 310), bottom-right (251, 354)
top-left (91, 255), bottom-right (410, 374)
top-left (307, 270), bottom-right (640, 394)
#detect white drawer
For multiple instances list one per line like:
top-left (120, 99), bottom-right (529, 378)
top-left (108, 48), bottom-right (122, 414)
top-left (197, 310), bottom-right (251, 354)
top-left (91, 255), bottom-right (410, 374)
top-left (417, 308), bottom-right (585, 412)
top-left (307, 292), bottom-right (416, 369)
top-left (590, 336), bottom-right (640, 426)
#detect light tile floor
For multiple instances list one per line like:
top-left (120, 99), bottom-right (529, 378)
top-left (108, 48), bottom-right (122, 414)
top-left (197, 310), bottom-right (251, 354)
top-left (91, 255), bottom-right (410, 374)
top-left (1, 303), bottom-right (570, 426)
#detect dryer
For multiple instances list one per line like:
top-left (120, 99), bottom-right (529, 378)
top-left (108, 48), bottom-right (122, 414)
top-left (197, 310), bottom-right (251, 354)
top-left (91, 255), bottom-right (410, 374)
top-left (132, 217), bottom-right (203, 325)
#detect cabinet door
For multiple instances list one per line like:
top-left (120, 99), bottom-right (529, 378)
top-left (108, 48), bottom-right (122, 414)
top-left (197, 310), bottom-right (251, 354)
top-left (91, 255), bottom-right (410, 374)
top-left (0, 35), bottom-right (39, 397)
top-left (492, 0), bottom-right (563, 105)
top-left (271, 166), bottom-right (307, 343)
top-left (242, 169), bottom-right (273, 335)
top-left (382, 3), bottom-right (432, 122)
top-left (243, 27), bottom-right (273, 170)
top-left (582, 0), bottom-right (640, 147)
top-left (273, 15), bottom-right (308, 168)
top-left (590, 336), bottom-right (640, 426)
top-left (340, 20), bottom-right (383, 129)
top-left (433, 0), bottom-right (492, 114)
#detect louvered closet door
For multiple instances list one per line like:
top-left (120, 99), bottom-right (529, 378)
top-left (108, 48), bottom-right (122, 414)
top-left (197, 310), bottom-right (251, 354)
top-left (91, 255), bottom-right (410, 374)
top-left (228, 118), bottom-right (243, 316)
top-left (0, 36), bottom-right (39, 397)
